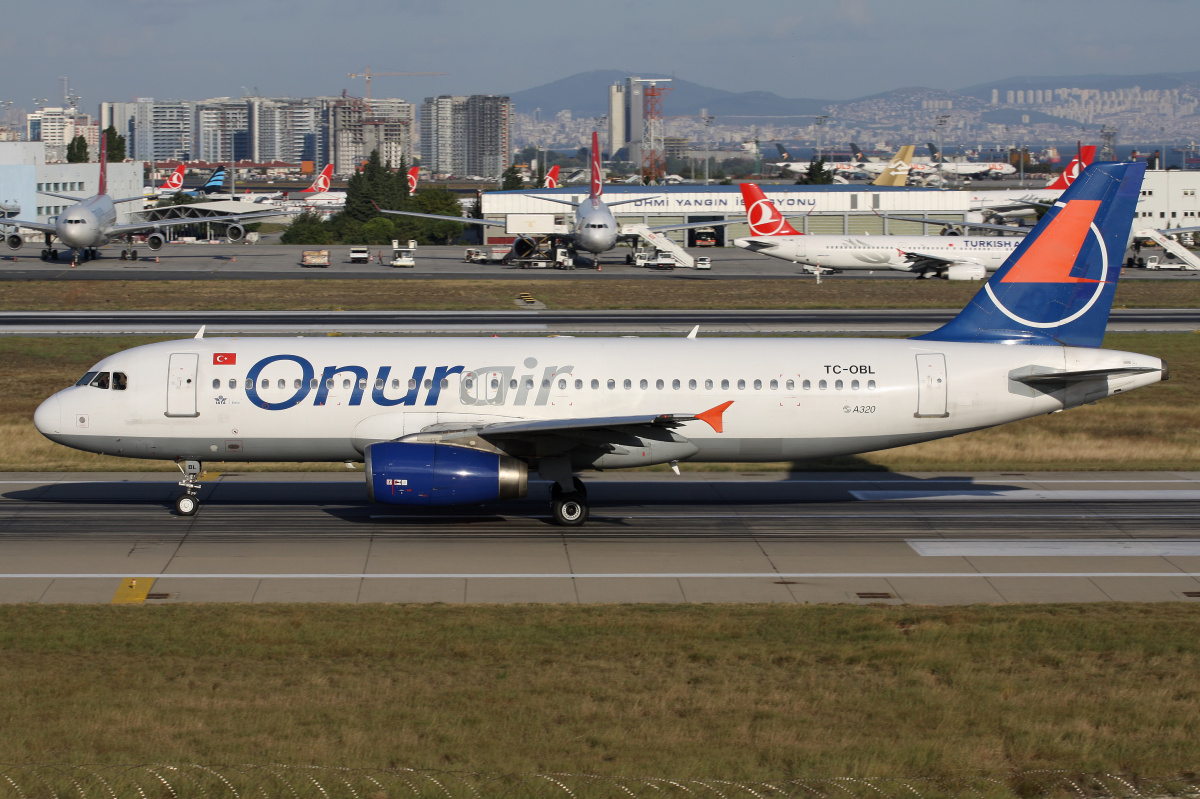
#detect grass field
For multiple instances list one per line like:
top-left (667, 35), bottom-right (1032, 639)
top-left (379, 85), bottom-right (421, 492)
top-left (0, 332), bottom-right (1194, 472)
top-left (0, 278), bottom-right (1196, 311)
top-left (0, 604), bottom-right (1198, 780)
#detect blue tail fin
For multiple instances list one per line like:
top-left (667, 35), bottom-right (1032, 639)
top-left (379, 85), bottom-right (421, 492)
top-left (915, 161), bottom-right (1145, 348)
top-left (202, 167), bottom-right (227, 192)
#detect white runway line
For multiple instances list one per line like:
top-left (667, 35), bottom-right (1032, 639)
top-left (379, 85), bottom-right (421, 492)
top-left (852, 490), bottom-right (1200, 501)
top-left (909, 539), bottom-right (1200, 557)
top-left (4, 572), bottom-right (1200, 579)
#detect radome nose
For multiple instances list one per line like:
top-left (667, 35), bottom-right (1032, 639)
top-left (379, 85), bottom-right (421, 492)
top-left (33, 394), bottom-right (60, 436)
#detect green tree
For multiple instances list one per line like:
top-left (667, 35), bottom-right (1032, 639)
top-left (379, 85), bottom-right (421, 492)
top-left (798, 158), bottom-right (834, 185)
top-left (411, 187), bottom-right (464, 244)
top-left (360, 216), bottom-right (396, 245)
top-left (103, 125), bottom-right (126, 162)
top-left (500, 164), bottom-right (524, 191)
top-left (66, 135), bottom-right (89, 164)
top-left (280, 211), bottom-right (334, 245)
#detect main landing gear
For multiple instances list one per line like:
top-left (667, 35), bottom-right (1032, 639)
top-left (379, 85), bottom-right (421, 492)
top-left (174, 459), bottom-right (202, 516)
top-left (119, 248), bottom-right (138, 261)
top-left (550, 477), bottom-right (589, 526)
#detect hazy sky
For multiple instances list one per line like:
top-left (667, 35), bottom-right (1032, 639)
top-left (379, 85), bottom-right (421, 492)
top-left (3, 0), bottom-right (1197, 111)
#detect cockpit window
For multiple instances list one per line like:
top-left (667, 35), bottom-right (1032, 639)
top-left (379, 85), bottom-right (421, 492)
top-left (76, 371), bottom-right (98, 387)
top-left (89, 372), bottom-right (111, 389)
top-left (113, 372), bottom-right (127, 390)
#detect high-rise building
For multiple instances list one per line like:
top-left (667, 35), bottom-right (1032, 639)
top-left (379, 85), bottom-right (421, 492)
top-left (419, 95), bottom-right (511, 178)
top-left (608, 78), bottom-right (645, 163)
top-left (195, 98), bottom-right (250, 162)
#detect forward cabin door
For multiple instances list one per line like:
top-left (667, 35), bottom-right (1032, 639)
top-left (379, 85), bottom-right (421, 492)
top-left (914, 353), bottom-right (949, 418)
top-left (165, 352), bottom-right (200, 417)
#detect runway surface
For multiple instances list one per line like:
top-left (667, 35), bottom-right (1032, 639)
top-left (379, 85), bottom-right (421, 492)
top-left (2, 243), bottom-right (1197, 282)
top-left (3, 471), bottom-right (1198, 605)
top-left (2, 308), bottom-right (1196, 336)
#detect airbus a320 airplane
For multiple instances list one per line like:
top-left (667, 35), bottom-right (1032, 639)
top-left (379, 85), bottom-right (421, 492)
top-left (35, 163), bottom-right (1164, 525)
top-left (2, 135), bottom-right (286, 264)
top-left (372, 132), bottom-right (715, 261)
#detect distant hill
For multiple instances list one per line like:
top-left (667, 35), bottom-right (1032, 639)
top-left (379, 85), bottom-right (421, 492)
top-left (508, 70), bottom-right (833, 122)
top-left (957, 71), bottom-right (1200, 100)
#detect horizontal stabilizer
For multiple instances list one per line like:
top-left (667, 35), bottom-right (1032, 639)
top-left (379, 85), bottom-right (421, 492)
top-left (1010, 365), bottom-right (1162, 387)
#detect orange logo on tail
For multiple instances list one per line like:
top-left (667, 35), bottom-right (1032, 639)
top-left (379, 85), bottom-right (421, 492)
top-left (1001, 200), bottom-right (1102, 284)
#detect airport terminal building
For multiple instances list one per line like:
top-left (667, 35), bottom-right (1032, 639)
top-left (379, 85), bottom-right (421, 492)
top-left (0, 143), bottom-right (143, 229)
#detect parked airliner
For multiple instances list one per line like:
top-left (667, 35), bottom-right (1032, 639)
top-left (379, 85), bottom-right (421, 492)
top-left (34, 163), bottom-right (1163, 526)
top-left (373, 132), bottom-right (720, 260)
top-left (733, 184), bottom-right (1021, 278)
top-left (2, 136), bottom-right (287, 264)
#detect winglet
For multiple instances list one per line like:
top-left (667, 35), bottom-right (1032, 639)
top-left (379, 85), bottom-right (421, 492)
top-left (687, 325), bottom-right (699, 339)
top-left (695, 400), bottom-right (733, 433)
top-left (194, 325), bottom-right (206, 339)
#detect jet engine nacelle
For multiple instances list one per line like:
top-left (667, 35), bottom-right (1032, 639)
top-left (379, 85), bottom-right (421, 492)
top-left (6, 234), bottom-right (22, 251)
top-left (146, 233), bottom-right (166, 251)
top-left (365, 441), bottom-right (528, 506)
top-left (511, 235), bottom-right (539, 259)
top-left (225, 224), bottom-right (246, 243)
top-left (939, 225), bottom-right (965, 236)
top-left (943, 263), bottom-right (987, 281)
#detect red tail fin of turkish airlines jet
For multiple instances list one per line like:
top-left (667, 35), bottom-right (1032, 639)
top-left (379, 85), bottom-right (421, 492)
top-left (544, 165), bottom-right (560, 189)
top-left (98, 132), bottom-right (107, 196)
top-left (1046, 146), bottom-right (1096, 189)
top-left (589, 131), bottom-right (603, 199)
top-left (407, 166), bottom-right (419, 193)
top-left (738, 183), bottom-right (802, 236)
top-left (301, 164), bottom-right (333, 193)
top-left (159, 164), bottom-right (185, 191)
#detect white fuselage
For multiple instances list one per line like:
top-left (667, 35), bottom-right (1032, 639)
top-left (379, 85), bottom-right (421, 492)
top-left (572, 198), bottom-right (619, 254)
top-left (733, 234), bottom-right (1020, 272)
top-left (55, 194), bottom-right (118, 250)
top-left (35, 336), bottom-right (1162, 469)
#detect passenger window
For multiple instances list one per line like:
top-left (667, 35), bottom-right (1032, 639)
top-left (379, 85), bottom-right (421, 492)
top-left (245, 378), bottom-right (253, 390)
top-left (376, 378), bottom-right (385, 390)
top-left (835, 379), bottom-right (844, 390)
top-left (786, 379), bottom-right (794, 390)
top-left (359, 378), bottom-right (368, 390)
top-left (705, 379), bottom-right (713, 390)
top-left (541, 379), bottom-right (550, 389)
top-left (525, 378), bottom-right (534, 390)
top-left (607, 379), bottom-right (615, 390)
top-left (212, 378), bottom-right (220, 389)
top-left (688, 379), bottom-right (697, 390)
top-left (491, 378), bottom-right (499, 389)
top-left (770, 379), bottom-right (778, 390)
top-left (721, 379), bottom-right (729, 390)
top-left (326, 378), bottom-right (334, 389)
top-left (639, 379), bottom-right (648, 390)
top-left (76, 371), bottom-right (98, 387)
top-left (464, 377), bottom-right (474, 389)
top-left (392, 379), bottom-right (400, 389)
top-left (656, 379), bottom-right (664, 390)
top-left (509, 379), bottom-right (517, 390)
top-left (737, 379), bottom-right (746, 390)
top-left (344, 379), bottom-right (352, 389)
top-left (819, 380), bottom-right (827, 390)
top-left (424, 379), bottom-right (432, 389)
top-left (590, 379), bottom-right (598, 389)
top-left (261, 378), bottom-right (269, 390)
top-left (278, 379), bottom-right (286, 389)
top-left (441, 379), bottom-right (449, 389)
top-left (803, 379), bottom-right (811, 390)
top-left (230, 379), bottom-right (237, 390)
top-left (558, 379), bottom-right (566, 390)
top-left (311, 378), bottom-right (318, 389)
top-left (90, 372), bottom-right (110, 389)
top-left (113, 373), bottom-right (127, 390)
top-left (409, 379), bottom-right (417, 389)
top-left (575, 379), bottom-right (582, 390)
top-left (851, 379), bottom-right (860, 390)
top-left (623, 379), bottom-right (632, 390)
top-left (868, 380), bottom-right (877, 391)
top-left (672, 379), bottom-right (680, 390)
top-left (753, 379), bottom-right (762, 390)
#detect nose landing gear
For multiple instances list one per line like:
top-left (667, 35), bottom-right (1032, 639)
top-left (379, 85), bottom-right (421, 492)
top-left (174, 459), bottom-right (203, 516)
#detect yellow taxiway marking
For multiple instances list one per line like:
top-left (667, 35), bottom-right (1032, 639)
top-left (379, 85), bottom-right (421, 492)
top-left (111, 578), bottom-right (155, 605)
top-left (198, 472), bottom-right (222, 482)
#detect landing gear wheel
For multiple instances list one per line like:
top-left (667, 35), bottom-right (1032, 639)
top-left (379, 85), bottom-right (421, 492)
top-left (130, 250), bottom-right (137, 261)
top-left (49, 249), bottom-right (58, 261)
top-left (551, 493), bottom-right (589, 526)
top-left (119, 250), bottom-right (127, 261)
top-left (40, 249), bottom-right (48, 261)
top-left (174, 493), bottom-right (199, 516)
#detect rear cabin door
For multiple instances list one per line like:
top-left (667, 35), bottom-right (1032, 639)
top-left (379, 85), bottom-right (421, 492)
top-left (166, 352), bottom-right (200, 417)
top-left (914, 353), bottom-right (949, 418)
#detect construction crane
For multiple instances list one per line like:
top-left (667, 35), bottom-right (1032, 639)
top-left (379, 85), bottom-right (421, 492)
top-left (347, 67), bottom-right (448, 114)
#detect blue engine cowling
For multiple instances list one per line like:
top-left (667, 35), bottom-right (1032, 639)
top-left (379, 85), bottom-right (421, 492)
top-left (365, 441), bottom-right (528, 506)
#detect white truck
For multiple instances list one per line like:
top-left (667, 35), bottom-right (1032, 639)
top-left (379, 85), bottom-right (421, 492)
top-left (389, 239), bottom-right (416, 268)
top-left (348, 247), bottom-right (372, 264)
top-left (300, 250), bottom-right (331, 268)
top-left (630, 248), bottom-right (678, 270)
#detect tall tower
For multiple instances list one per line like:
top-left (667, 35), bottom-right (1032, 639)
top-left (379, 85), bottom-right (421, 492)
top-left (634, 78), bottom-right (671, 182)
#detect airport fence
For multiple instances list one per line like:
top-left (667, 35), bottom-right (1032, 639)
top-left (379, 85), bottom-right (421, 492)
top-left (0, 766), bottom-right (1197, 799)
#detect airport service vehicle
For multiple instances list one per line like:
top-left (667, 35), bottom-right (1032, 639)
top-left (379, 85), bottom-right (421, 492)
top-left (301, 250), bottom-right (331, 268)
top-left (733, 183), bottom-right (1020, 279)
top-left (373, 131), bottom-right (722, 263)
top-left (34, 163), bottom-right (1164, 526)
top-left (390, 239), bottom-right (416, 268)
top-left (0, 135), bottom-right (282, 265)
top-left (348, 247), bottom-right (372, 264)
top-left (630, 249), bottom-right (679, 270)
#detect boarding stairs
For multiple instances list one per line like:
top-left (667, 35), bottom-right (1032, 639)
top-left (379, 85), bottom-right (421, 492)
top-left (620, 224), bottom-right (695, 268)
top-left (1134, 228), bottom-right (1200, 270)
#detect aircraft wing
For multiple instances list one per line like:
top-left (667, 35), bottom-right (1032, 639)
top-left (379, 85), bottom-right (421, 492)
top-left (109, 208), bottom-right (295, 235)
top-left (38, 191), bottom-right (85, 202)
top-left (373, 205), bottom-right (504, 227)
top-left (646, 218), bottom-right (750, 233)
top-left (877, 212), bottom-right (1031, 236)
top-left (0, 218), bottom-right (57, 234)
top-left (522, 195), bottom-right (580, 208)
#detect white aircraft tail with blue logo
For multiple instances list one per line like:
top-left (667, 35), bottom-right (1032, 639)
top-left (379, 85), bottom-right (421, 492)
top-left (916, 161), bottom-right (1145, 348)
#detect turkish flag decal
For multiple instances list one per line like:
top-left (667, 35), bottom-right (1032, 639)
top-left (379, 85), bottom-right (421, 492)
top-left (213, 353), bottom-right (236, 365)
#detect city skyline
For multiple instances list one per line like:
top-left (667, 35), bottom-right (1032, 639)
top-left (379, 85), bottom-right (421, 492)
top-left (3, 0), bottom-right (1199, 117)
